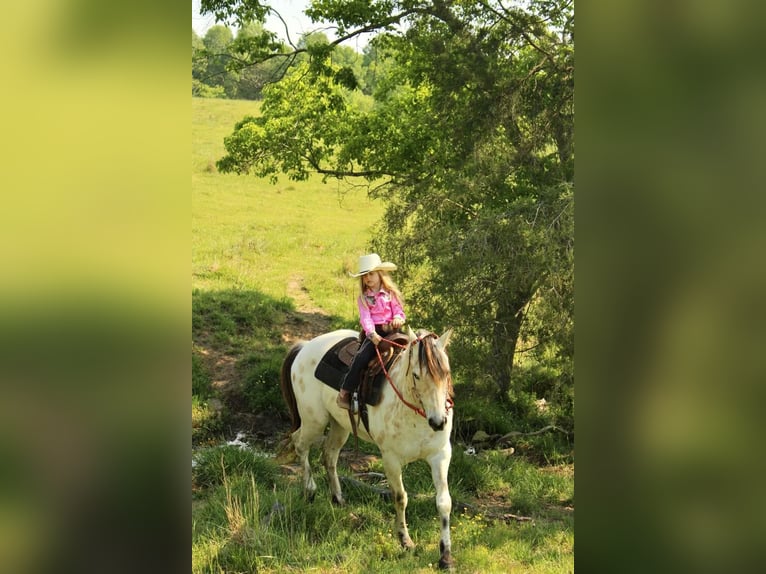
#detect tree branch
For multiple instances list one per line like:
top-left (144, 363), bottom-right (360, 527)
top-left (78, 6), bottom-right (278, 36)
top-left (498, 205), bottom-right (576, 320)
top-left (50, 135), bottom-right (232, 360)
top-left (266, 6), bottom-right (298, 50)
top-left (481, 0), bottom-right (558, 63)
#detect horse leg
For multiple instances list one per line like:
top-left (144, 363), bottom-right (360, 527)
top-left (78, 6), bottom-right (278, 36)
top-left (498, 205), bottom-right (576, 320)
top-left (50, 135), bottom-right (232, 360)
top-left (429, 450), bottom-right (454, 570)
top-left (292, 422), bottom-right (323, 502)
top-left (382, 455), bottom-right (415, 549)
top-left (323, 419), bottom-right (349, 505)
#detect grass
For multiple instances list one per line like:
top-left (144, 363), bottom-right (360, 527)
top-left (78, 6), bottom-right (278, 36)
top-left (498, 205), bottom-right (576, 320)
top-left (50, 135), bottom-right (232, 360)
top-left (192, 97), bottom-right (384, 320)
top-left (192, 443), bottom-right (573, 573)
top-left (192, 96), bottom-right (573, 573)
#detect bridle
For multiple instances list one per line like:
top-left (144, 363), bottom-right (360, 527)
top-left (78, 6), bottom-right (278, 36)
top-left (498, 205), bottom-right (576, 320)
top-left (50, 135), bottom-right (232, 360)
top-left (374, 333), bottom-right (455, 419)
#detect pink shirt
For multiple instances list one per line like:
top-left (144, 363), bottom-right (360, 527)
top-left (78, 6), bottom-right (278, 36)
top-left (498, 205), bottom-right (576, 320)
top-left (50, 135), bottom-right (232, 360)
top-left (357, 289), bottom-right (406, 336)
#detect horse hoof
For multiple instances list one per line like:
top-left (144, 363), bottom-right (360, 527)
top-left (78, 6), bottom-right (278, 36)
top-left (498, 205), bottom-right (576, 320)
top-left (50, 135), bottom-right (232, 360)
top-left (331, 494), bottom-right (345, 506)
top-left (438, 554), bottom-right (454, 570)
top-left (399, 534), bottom-right (415, 549)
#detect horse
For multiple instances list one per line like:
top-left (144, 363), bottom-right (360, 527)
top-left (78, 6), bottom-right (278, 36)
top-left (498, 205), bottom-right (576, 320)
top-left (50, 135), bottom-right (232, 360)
top-left (280, 327), bottom-right (456, 569)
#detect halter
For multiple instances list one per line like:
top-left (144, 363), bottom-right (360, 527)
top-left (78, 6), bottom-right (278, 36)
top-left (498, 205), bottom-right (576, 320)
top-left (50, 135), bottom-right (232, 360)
top-left (374, 333), bottom-right (455, 419)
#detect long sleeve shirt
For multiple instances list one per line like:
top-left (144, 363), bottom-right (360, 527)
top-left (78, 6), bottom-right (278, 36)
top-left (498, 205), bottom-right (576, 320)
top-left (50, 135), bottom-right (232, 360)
top-left (357, 289), bottom-right (406, 336)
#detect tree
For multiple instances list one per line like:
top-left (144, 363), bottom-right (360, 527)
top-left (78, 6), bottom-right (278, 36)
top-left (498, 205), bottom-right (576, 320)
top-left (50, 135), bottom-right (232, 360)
top-left (193, 28), bottom-right (226, 97)
top-left (201, 24), bottom-right (239, 97)
top-left (232, 21), bottom-right (290, 99)
top-left (204, 0), bottom-right (574, 418)
top-left (192, 28), bottom-right (206, 80)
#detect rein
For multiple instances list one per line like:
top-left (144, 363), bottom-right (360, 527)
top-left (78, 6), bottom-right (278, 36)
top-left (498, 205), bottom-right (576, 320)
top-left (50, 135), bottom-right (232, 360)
top-left (374, 334), bottom-right (454, 419)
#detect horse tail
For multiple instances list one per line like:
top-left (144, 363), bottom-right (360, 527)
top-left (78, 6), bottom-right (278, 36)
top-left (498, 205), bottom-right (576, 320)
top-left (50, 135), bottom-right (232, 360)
top-left (280, 342), bottom-right (304, 433)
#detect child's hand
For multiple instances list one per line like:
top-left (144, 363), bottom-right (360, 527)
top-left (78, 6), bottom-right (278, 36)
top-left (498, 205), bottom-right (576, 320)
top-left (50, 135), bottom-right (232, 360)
top-left (391, 317), bottom-right (404, 329)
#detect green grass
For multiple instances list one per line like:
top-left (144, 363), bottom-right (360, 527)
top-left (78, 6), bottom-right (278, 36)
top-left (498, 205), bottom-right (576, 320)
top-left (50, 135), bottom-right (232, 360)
top-left (192, 96), bottom-right (573, 573)
top-left (192, 443), bottom-right (573, 573)
top-left (193, 97), bottom-right (384, 320)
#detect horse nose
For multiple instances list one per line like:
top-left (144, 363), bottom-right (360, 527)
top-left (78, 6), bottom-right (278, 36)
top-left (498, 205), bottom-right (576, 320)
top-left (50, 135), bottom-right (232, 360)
top-left (428, 416), bottom-right (446, 431)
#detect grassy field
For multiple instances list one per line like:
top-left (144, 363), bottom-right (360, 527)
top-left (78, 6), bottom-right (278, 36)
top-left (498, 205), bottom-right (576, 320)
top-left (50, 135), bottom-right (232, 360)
top-left (193, 97), bottom-right (384, 319)
top-left (192, 96), bottom-right (573, 573)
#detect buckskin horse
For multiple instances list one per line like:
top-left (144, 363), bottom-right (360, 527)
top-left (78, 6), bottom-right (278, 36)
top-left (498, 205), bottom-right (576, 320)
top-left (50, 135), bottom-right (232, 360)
top-left (280, 327), bottom-right (456, 569)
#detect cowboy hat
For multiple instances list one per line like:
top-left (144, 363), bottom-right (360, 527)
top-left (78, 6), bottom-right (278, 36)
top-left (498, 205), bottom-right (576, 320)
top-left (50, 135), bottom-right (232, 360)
top-left (349, 253), bottom-right (397, 277)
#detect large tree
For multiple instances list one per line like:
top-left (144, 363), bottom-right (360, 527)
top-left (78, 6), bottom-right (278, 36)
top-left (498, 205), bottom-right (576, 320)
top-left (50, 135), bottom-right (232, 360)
top-left (204, 0), bottom-right (574, 412)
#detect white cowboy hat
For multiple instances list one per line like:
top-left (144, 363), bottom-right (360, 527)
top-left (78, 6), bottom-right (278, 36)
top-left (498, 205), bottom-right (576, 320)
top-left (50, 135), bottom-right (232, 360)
top-left (349, 253), bottom-right (397, 277)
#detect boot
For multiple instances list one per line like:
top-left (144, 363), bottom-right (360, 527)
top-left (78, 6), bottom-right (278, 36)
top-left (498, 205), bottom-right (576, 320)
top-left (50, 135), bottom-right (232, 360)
top-left (336, 389), bottom-right (352, 410)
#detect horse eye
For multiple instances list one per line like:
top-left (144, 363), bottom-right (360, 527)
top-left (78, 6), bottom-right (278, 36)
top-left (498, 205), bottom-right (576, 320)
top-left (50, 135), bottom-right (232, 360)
top-left (413, 373), bottom-right (420, 380)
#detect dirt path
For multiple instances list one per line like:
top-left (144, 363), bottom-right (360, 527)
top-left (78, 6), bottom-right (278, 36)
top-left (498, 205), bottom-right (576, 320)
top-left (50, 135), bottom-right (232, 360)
top-left (282, 274), bottom-right (334, 345)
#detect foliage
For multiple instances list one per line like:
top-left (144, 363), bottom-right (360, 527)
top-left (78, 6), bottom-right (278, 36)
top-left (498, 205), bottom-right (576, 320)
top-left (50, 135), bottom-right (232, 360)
top-left (217, 62), bottom-right (367, 181)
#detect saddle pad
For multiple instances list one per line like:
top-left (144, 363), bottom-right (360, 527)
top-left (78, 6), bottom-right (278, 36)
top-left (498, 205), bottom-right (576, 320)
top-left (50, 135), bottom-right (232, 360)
top-left (314, 337), bottom-right (359, 390)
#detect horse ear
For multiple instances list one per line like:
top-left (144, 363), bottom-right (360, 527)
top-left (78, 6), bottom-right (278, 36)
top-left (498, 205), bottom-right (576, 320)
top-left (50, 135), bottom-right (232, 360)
top-left (439, 328), bottom-right (453, 348)
top-left (407, 326), bottom-right (417, 341)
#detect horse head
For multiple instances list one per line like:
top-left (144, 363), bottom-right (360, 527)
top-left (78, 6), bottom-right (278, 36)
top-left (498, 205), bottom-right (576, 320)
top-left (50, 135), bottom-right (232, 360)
top-left (405, 327), bottom-right (454, 432)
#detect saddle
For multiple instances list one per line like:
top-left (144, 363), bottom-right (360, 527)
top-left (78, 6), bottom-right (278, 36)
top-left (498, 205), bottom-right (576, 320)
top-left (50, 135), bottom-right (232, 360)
top-left (358, 333), bottom-right (410, 406)
top-left (314, 332), bottom-right (410, 404)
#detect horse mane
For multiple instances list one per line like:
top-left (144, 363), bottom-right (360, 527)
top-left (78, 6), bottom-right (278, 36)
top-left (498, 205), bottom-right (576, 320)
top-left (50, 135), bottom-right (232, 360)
top-left (416, 330), bottom-right (454, 398)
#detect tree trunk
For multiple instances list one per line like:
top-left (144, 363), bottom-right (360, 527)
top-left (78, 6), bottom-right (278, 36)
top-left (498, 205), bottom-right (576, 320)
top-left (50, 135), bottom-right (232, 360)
top-left (490, 298), bottom-right (523, 400)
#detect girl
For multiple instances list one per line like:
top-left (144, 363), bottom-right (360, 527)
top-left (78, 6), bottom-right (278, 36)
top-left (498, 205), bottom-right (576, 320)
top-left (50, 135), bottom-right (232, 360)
top-left (337, 253), bottom-right (406, 410)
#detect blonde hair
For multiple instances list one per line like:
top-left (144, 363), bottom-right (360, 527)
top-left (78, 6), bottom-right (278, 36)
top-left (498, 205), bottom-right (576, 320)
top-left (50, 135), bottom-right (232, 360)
top-left (358, 271), bottom-right (405, 307)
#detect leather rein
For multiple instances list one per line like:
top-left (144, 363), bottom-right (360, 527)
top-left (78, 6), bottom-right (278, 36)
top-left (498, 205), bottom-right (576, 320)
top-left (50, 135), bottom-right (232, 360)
top-left (374, 334), bottom-right (455, 419)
